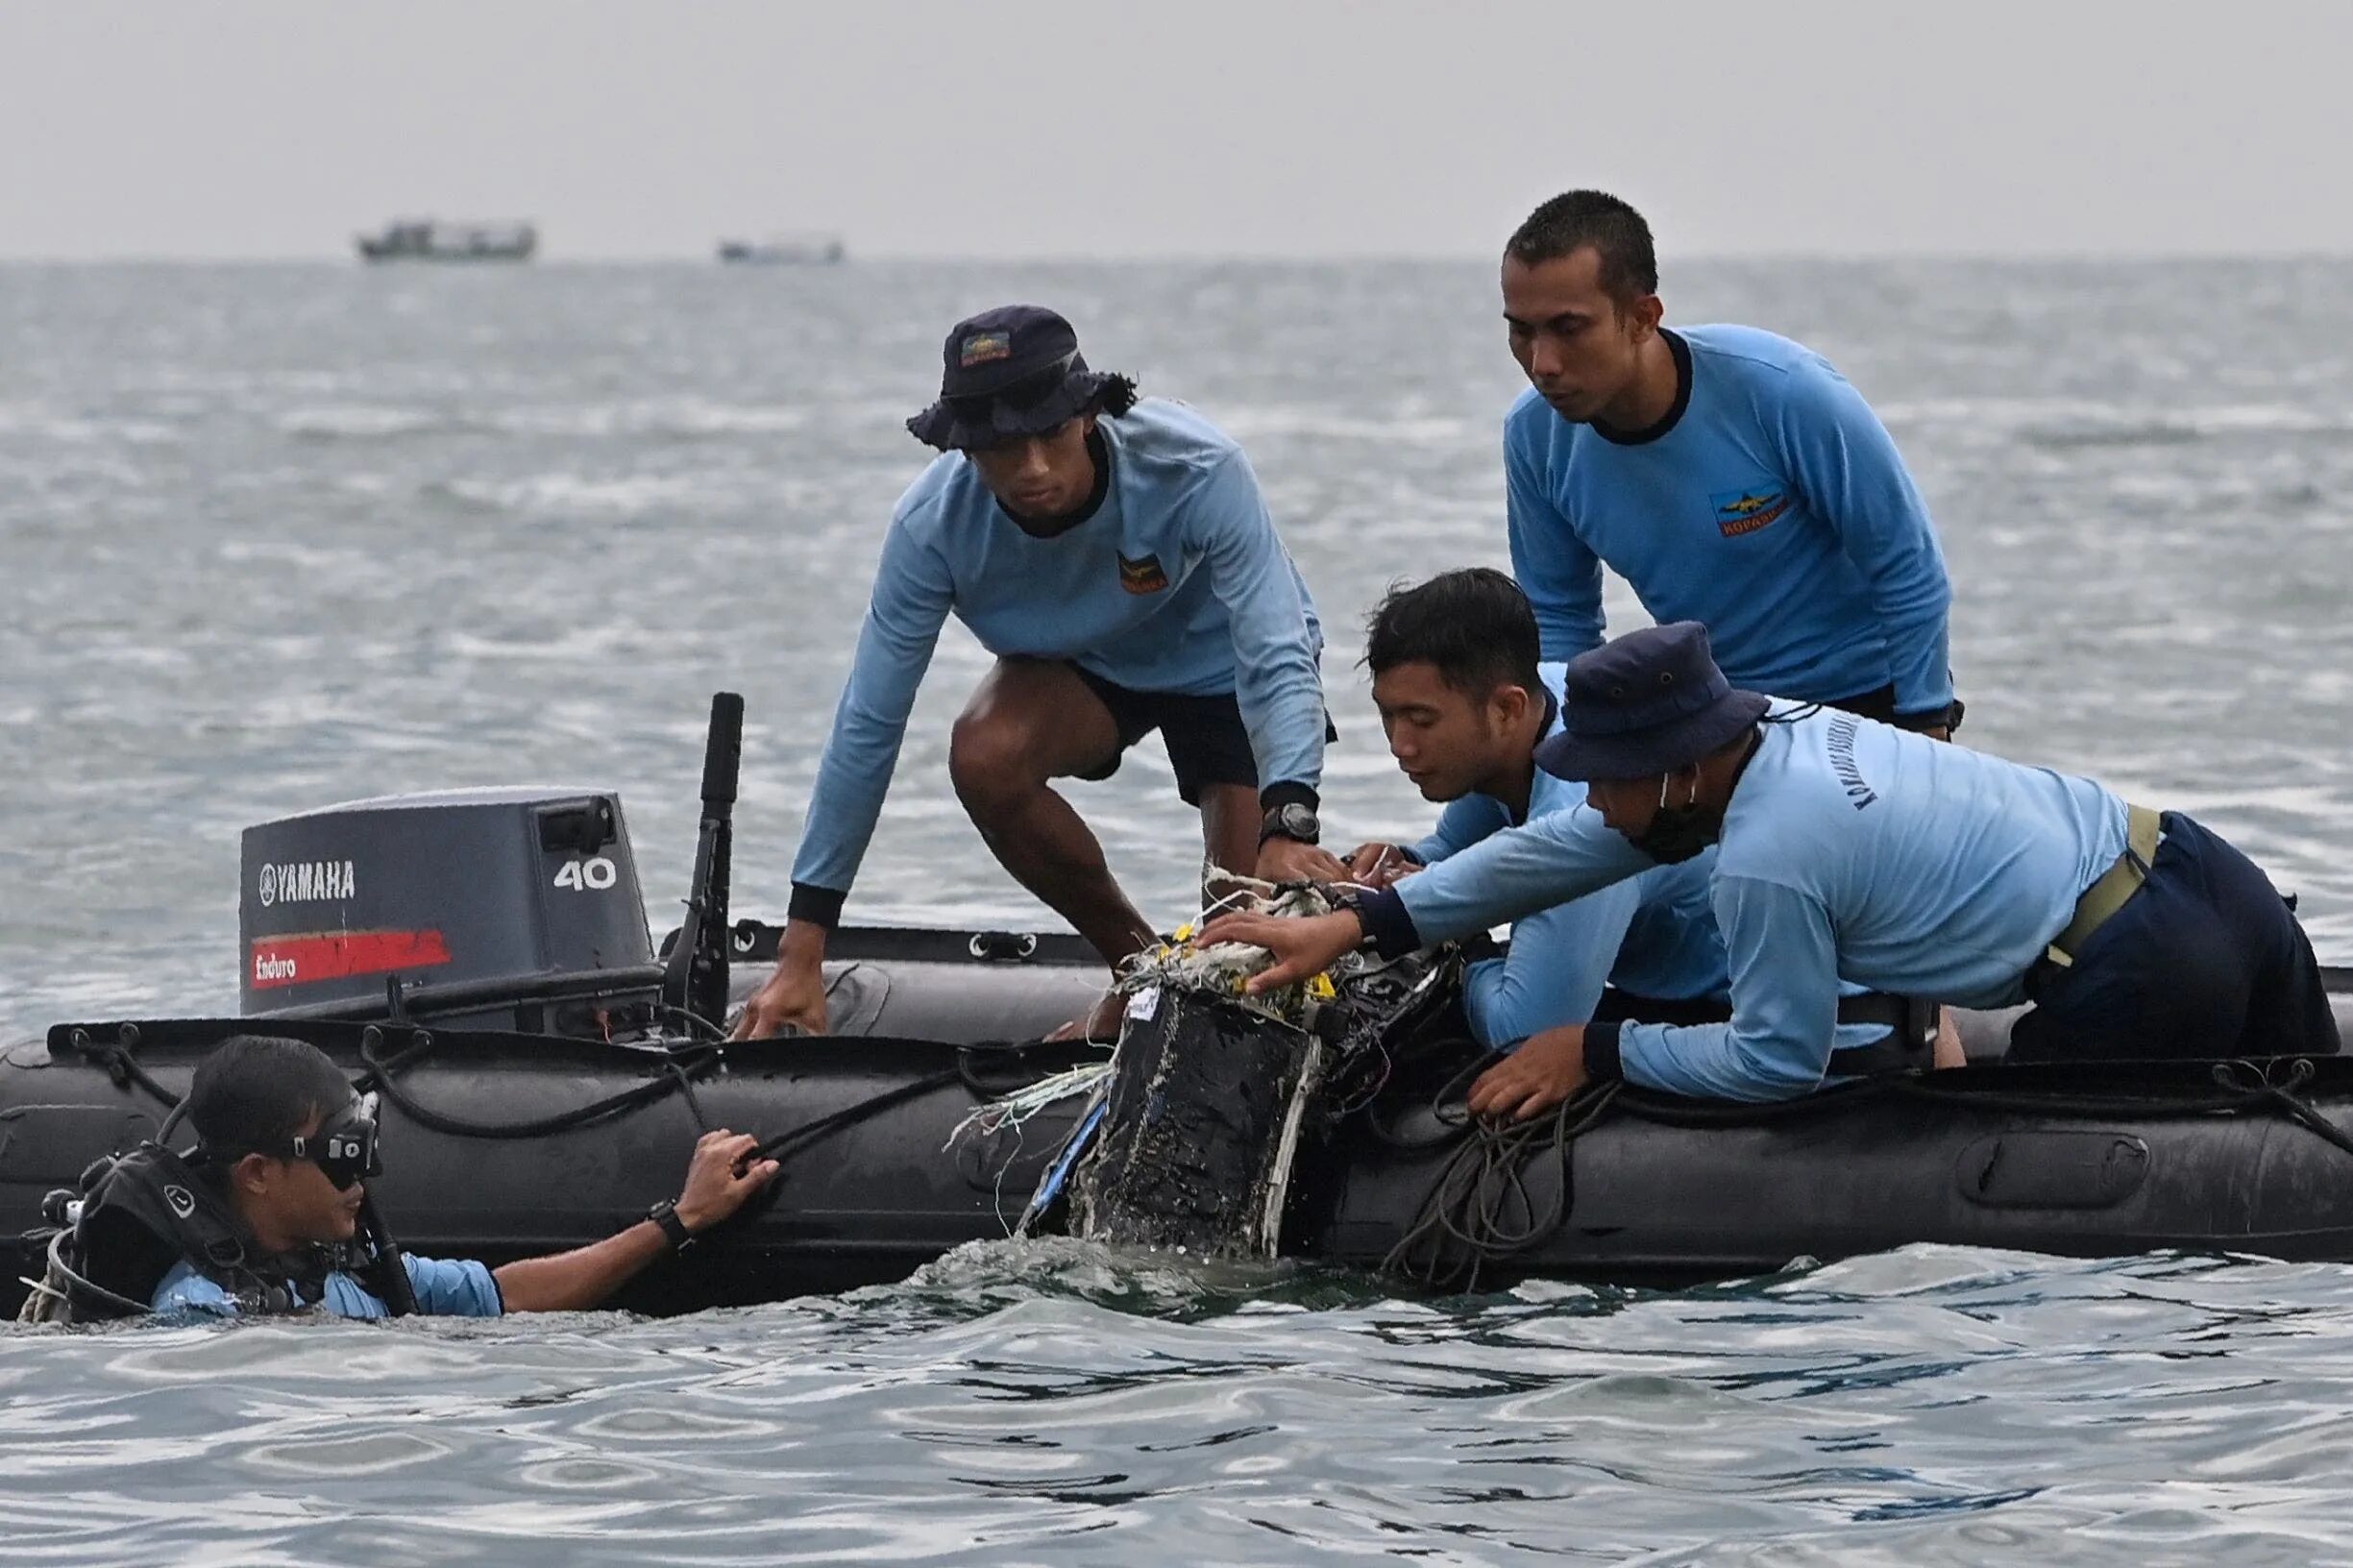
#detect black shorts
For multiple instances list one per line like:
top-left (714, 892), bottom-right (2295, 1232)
top-left (1826, 683), bottom-right (1966, 736)
top-left (1067, 666), bottom-right (1333, 807)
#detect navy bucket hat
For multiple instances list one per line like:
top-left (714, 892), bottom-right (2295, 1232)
top-left (1533, 622), bottom-right (1770, 782)
top-left (906, 304), bottom-right (1121, 452)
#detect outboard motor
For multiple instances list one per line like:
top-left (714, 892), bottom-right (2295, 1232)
top-left (239, 786), bottom-right (665, 1036)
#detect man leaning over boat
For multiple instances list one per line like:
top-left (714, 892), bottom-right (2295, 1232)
top-left (1341, 568), bottom-right (1734, 1056)
top-left (736, 305), bottom-right (1344, 1043)
top-left (1203, 623), bottom-right (2341, 1113)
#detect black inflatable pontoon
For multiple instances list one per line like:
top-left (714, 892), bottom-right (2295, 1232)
top-left (9, 697), bottom-right (2353, 1316)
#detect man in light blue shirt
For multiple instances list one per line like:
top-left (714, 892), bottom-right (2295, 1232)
top-left (1501, 191), bottom-right (1958, 735)
top-left (738, 306), bottom-right (1343, 1042)
top-left (66, 1035), bottom-right (781, 1323)
top-left (1338, 569), bottom-right (1726, 1051)
top-left (1203, 624), bottom-right (2337, 1112)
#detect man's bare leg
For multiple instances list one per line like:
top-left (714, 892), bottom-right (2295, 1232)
top-left (951, 660), bottom-right (1153, 1038)
top-left (1933, 1011), bottom-right (1966, 1069)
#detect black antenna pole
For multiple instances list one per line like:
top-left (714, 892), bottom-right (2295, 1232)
top-left (663, 692), bottom-right (742, 1036)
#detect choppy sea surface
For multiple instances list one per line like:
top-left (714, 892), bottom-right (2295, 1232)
top-left (5, 259), bottom-right (2353, 1561)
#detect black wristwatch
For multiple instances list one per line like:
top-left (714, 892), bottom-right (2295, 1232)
top-left (646, 1197), bottom-right (697, 1253)
top-left (1260, 801), bottom-right (1321, 847)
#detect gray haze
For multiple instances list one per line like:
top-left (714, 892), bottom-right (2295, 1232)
top-left (4, 0), bottom-right (2349, 260)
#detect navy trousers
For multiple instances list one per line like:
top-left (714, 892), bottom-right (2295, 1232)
top-left (2010, 812), bottom-right (2341, 1064)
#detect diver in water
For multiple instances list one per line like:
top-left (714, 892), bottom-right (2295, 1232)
top-left (1499, 190), bottom-right (1960, 737)
top-left (1202, 623), bottom-right (2341, 1114)
top-left (736, 305), bottom-right (1344, 1043)
top-left (26, 1034), bottom-right (779, 1323)
top-left (1342, 569), bottom-right (1729, 1049)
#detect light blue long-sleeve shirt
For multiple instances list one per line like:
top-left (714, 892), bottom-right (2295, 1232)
top-left (152, 1254), bottom-right (503, 1320)
top-left (1374, 704), bottom-right (2127, 1100)
top-left (1506, 326), bottom-right (1954, 716)
top-left (792, 398), bottom-right (1328, 903)
top-left (1402, 664), bottom-right (1726, 1049)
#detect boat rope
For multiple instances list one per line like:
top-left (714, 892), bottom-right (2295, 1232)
top-left (2217, 1057), bottom-right (2353, 1160)
top-left (355, 1031), bottom-right (729, 1140)
top-left (746, 1068), bottom-right (964, 1165)
top-left (63, 1024), bottom-right (1083, 1172)
top-left (66, 1028), bottom-right (184, 1115)
top-left (1379, 1079), bottom-right (1622, 1293)
top-left (1373, 1052), bottom-right (2353, 1291)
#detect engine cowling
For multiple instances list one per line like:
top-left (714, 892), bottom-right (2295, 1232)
top-left (238, 787), bottom-right (658, 1033)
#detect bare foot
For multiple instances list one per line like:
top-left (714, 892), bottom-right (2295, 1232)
top-left (1045, 988), bottom-right (1126, 1044)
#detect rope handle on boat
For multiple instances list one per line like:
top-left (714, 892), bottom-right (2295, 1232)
top-left (65, 1026), bottom-right (181, 1112)
top-left (59, 1024), bottom-right (1078, 1173)
top-left (1371, 1054), bottom-right (2353, 1291)
top-left (354, 1030), bottom-right (728, 1141)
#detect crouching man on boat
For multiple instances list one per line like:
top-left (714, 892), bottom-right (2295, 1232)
top-left (1344, 569), bottom-right (1730, 1051)
top-left (26, 1035), bottom-right (779, 1323)
top-left (1201, 623), bottom-right (2340, 1113)
top-left (737, 305), bottom-right (1343, 1042)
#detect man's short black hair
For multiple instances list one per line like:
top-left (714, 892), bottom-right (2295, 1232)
top-left (1363, 569), bottom-right (1544, 698)
top-left (186, 1035), bottom-right (355, 1157)
top-left (1506, 190), bottom-right (1658, 305)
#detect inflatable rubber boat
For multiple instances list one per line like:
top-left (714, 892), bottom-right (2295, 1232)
top-left (9, 698), bottom-right (2353, 1316)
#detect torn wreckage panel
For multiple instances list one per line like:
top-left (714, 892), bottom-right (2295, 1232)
top-left (1057, 895), bottom-right (1459, 1259)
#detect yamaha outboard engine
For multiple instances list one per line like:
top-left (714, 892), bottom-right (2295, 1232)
top-left (239, 786), bottom-right (665, 1036)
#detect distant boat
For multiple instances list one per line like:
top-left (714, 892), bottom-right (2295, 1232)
top-left (717, 233), bottom-right (846, 265)
top-left (356, 220), bottom-right (537, 262)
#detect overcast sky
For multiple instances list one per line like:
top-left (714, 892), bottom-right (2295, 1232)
top-left (5, 0), bottom-right (2348, 260)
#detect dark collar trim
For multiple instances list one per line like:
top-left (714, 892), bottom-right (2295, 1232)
top-left (1593, 329), bottom-right (1692, 447)
top-left (1506, 684), bottom-right (1563, 827)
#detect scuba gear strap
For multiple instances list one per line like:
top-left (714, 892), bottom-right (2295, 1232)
top-left (19, 1141), bottom-right (418, 1324)
top-left (19, 1144), bottom-right (295, 1322)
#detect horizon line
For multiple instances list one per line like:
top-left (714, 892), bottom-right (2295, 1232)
top-left (3, 247), bottom-right (2350, 266)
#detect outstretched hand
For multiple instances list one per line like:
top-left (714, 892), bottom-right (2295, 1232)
top-left (1194, 909), bottom-right (1364, 994)
top-left (732, 946), bottom-right (829, 1041)
top-left (674, 1129), bottom-right (782, 1232)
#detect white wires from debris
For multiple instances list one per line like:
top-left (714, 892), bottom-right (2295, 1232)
top-left (942, 1061), bottom-right (1115, 1153)
top-left (1111, 878), bottom-right (1348, 1024)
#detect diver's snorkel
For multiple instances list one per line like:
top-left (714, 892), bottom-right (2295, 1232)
top-left (266, 1090), bottom-right (418, 1317)
top-left (320, 1091), bottom-right (416, 1318)
top-left (355, 1189), bottom-right (418, 1317)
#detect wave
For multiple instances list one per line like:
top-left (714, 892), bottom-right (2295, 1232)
top-left (1211, 406), bottom-right (1479, 445)
top-left (422, 472), bottom-right (715, 517)
top-left (1875, 396), bottom-right (2353, 449)
top-left (280, 398), bottom-right (809, 443)
top-left (278, 404), bottom-right (473, 441)
top-left (0, 402), bottom-right (182, 446)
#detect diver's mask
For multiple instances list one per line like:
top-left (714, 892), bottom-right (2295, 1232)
top-left (265, 1092), bottom-right (383, 1190)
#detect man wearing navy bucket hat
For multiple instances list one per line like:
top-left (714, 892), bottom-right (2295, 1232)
top-left (738, 306), bottom-right (1343, 1042)
top-left (1202, 622), bottom-right (2338, 1111)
